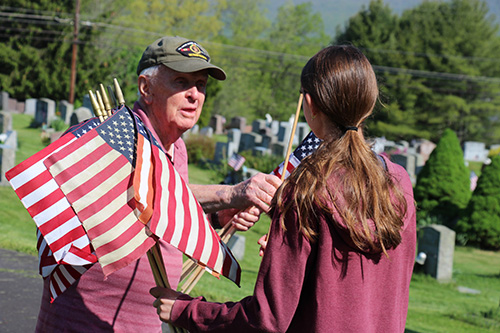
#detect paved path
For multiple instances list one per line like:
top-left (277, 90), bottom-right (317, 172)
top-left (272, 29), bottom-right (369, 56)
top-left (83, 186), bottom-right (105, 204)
top-left (0, 248), bottom-right (42, 332)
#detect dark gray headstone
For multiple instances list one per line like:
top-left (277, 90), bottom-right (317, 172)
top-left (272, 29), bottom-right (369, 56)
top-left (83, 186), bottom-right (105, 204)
top-left (239, 133), bottom-right (262, 152)
top-left (58, 100), bottom-right (74, 125)
top-left (277, 122), bottom-right (292, 144)
top-left (252, 119), bottom-right (266, 134)
top-left (271, 142), bottom-right (287, 157)
top-left (261, 134), bottom-right (277, 149)
top-left (82, 94), bottom-right (93, 112)
top-left (418, 224), bottom-right (455, 282)
top-left (35, 98), bottom-right (56, 126)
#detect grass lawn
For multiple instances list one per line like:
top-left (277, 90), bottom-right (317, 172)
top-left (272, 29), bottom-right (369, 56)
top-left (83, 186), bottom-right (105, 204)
top-left (2, 112), bottom-right (499, 331)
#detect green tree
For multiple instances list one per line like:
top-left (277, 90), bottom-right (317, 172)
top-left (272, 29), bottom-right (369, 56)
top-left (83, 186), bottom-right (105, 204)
top-left (213, 1), bottom-right (329, 122)
top-left (457, 155), bottom-right (500, 250)
top-left (414, 129), bottom-right (471, 227)
top-left (0, 1), bottom-right (125, 105)
top-left (335, 0), bottom-right (500, 143)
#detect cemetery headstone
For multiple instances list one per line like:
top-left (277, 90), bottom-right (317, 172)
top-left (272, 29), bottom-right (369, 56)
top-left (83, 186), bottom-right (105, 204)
top-left (15, 101), bottom-right (25, 114)
top-left (0, 92), bottom-right (9, 111)
top-left (271, 142), bottom-right (287, 157)
top-left (214, 141), bottom-right (228, 163)
top-left (417, 224), bottom-right (455, 282)
top-left (252, 119), bottom-right (267, 134)
top-left (70, 107), bottom-right (93, 126)
top-left (228, 116), bottom-right (246, 132)
top-left (25, 98), bottom-right (37, 116)
top-left (239, 133), bottom-right (262, 152)
top-left (35, 98), bottom-right (56, 127)
top-left (463, 141), bottom-right (488, 162)
top-left (59, 100), bottom-right (74, 125)
top-left (209, 115), bottom-right (225, 134)
top-left (82, 94), bottom-right (93, 112)
top-left (0, 111), bottom-right (13, 133)
top-left (227, 129), bottom-right (241, 154)
top-left (0, 131), bottom-right (17, 186)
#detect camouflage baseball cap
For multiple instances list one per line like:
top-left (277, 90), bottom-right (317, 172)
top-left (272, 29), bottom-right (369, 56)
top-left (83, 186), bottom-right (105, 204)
top-left (136, 36), bottom-right (226, 80)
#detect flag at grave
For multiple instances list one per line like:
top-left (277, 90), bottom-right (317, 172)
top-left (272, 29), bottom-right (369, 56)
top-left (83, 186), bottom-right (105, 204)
top-left (228, 153), bottom-right (246, 171)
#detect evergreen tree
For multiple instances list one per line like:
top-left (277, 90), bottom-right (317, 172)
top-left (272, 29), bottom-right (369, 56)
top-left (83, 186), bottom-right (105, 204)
top-left (457, 155), bottom-right (500, 250)
top-left (414, 129), bottom-right (471, 227)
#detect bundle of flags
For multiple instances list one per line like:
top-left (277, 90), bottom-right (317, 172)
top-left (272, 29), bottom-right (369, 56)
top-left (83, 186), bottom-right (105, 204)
top-left (6, 105), bottom-right (240, 301)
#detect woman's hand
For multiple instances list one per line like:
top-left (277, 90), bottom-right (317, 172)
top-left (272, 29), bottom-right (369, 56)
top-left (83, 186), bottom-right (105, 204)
top-left (150, 287), bottom-right (183, 323)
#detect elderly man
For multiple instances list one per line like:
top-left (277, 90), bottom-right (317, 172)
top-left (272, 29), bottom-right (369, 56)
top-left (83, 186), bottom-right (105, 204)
top-left (36, 36), bottom-right (281, 332)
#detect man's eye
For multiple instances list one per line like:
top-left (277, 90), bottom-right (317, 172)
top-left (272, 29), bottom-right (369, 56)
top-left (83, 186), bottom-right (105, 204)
top-left (197, 82), bottom-right (206, 91)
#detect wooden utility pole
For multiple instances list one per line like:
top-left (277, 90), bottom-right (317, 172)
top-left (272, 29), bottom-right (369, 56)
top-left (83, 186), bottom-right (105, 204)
top-left (69, 0), bottom-right (80, 104)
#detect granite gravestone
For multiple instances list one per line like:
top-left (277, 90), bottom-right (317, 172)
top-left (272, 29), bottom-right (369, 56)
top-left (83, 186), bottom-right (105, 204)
top-left (417, 224), bottom-right (455, 282)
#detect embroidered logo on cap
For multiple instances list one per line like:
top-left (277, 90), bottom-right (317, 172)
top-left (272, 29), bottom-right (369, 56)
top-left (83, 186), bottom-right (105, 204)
top-left (176, 41), bottom-right (210, 62)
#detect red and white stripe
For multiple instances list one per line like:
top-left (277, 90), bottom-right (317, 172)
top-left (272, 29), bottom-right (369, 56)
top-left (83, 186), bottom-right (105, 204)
top-left (272, 154), bottom-right (301, 179)
top-left (147, 142), bottom-right (241, 285)
top-left (6, 131), bottom-right (97, 301)
top-left (6, 133), bottom-right (92, 264)
top-left (44, 129), bottom-right (156, 276)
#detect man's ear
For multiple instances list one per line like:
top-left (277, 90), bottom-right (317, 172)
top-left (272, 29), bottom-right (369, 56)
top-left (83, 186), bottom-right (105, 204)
top-left (138, 75), bottom-right (153, 105)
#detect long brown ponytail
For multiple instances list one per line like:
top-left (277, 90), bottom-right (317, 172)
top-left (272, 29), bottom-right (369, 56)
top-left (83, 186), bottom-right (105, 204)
top-left (270, 45), bottom-right (407, 255)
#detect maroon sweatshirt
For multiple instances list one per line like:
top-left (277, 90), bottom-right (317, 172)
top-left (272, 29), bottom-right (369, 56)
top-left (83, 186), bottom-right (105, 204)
top-left (171, 156), bottom-right (416, 332)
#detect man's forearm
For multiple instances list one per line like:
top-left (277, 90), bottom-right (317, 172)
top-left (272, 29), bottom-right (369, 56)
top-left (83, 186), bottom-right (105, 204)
top-left (189, 184), bottom-right (234, 214)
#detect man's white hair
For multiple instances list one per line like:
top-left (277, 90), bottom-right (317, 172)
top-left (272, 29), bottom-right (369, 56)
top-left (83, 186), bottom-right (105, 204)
top-left (139, 65), bottom-right (160, 78)
top-left (138, 65), bottom-right (161, 97)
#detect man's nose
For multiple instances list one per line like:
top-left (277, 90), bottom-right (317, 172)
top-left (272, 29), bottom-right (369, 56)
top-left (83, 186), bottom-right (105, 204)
top-left (186, 85), bottom-right (201, 100)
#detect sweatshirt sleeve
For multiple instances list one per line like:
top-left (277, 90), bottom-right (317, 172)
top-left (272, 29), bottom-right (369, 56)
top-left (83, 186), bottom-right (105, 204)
top-left (170, 209), bottom-right (314, 332)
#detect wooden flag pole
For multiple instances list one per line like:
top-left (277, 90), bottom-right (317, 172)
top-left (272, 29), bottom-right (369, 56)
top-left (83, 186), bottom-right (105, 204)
top-left (279, 93), bottom-right (303, 182)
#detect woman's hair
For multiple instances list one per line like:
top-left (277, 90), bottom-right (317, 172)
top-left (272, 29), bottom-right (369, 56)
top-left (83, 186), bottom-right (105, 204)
top-left (270, 45), bottom-right (407, 255)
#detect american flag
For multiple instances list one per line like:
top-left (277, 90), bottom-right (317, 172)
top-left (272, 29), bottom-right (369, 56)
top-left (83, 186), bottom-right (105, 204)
top-left (44, 106), bottom-right (241, 284)
top-left (6, 118), bottom-right (101, 301)
top-left (228, 153), bottom-right (246, 171)
top-left (272, 131), bottom-right (321, 179)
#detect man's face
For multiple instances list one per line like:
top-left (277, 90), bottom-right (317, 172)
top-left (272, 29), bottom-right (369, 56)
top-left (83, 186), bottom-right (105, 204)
top-left (146, 65), bottom-right (208, 147)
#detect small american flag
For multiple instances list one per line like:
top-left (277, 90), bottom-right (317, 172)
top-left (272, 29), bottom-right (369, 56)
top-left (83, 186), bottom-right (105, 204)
top-left (6, 118), bottom-right (101, 301)
top-left (228, 153), bottom-right (246, 171)
top-left (272, 131), bottom-right (321, 179)
top-left (44, 106), bottom-right (241, 284)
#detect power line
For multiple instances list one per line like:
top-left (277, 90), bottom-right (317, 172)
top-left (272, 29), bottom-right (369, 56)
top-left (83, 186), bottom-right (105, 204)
top-left (3, 9), bottom-right (500, 86)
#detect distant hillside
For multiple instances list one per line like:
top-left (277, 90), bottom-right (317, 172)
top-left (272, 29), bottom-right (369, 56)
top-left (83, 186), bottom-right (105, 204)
top-left (267, 0), bottom-right (500, 37)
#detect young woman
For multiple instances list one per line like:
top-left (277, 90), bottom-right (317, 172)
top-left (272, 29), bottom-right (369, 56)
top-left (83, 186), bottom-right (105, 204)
top-left (151, 45), bottom-right (416, 333)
